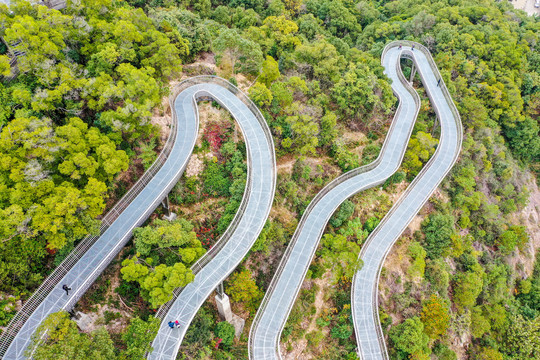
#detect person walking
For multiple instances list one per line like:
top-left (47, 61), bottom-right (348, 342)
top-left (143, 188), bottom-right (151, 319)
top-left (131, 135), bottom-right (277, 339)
top-left (437, 79), bottom-right (441, 87)
top-left (62, 284), bottom-right (71, 296)
top-left (175, 320), bottom-right (180, 328)
top-left (398, 44), bottom-right (402, 50)
top-left (168, 321), bottom-right (175, 329)
top-left (411, 44), bottom-right (415, 51)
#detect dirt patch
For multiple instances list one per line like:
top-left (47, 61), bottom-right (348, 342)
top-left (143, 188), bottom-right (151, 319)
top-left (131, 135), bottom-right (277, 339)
top-left (509, 177), bottom-right (540, 277)
top-left (176, 197), bottom-right (225, 222)
top-left (307, 274), bottom-right (332, 334)
top-left (182, 52), bottom-right (217, 77)
top-left (380, 236), bottom-right (411, 306)
top-left (151, 93), bottom-right (173, 144)
top-left (277, 154), bottom-right (297, 175)
top-left (280, 272), bottom-right (334, 360)
top-left (185, 153), bottom-right (204, 177)
top-left (270, 205), bottom-right (297, 226)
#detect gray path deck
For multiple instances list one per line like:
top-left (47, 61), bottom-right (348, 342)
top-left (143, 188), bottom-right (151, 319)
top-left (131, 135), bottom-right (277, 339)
top-left (249, 42), bottom-right (461, 360)
top-left (0, 78), bottom-right (276, 359)
top-left (248, 43), bottom-right (421, 360)
top-left (147, 82), bottom-right (276, 360)
top-left (351, 42), bottom-right (462, 360)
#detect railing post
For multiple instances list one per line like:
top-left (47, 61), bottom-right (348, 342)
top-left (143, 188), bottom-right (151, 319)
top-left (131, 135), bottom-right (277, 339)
top-left (162, 195), bottom-right (177, 221)
top-left (161, 196), bottom-right (170, 216)
top-left (216, 281), bottom-right (225, 299)
top-left (409, 64), bottom-right (416, 84)
top-left (432, 116), bottom-right (439, 136)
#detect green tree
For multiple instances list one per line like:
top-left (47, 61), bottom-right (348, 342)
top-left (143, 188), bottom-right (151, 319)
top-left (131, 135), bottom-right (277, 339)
top-left (453, 268), bottom-right (484, 310)
top-left (320, 234), bottom-right (363, 282)
top-left (470, 306), bottom-right (491, 339)
top-left (319, 112), bottom-right (338, 147)
top-left (226, 269), bottom-right (263, 312)
top-left (121, 256), bottom-right (195, 308)
top-left (260, 15), bottom-right (301, 56)
top-left (132, 219), bottom-right (203, 263)
top-left (425, 259), bottom-right (450, 297)
top-left (474, 347), bottom-right (503, 360)
top-left (121, 317), bottom-right (160, 360)
top-left (421, 213), bottom-right (455, 259)
top-left (295, 39), bottom-right (346, 84)
top-left (496, 226), bottom-right (529, 255)
top-left (283, 104), bottom-right (320, 155)
top-left (212, 28), bottom-right (263, 75)
top-left (504, 314), bottom-right (540, 359)
top-left (403, 132), bottom-right (439, 177)
top-left (408, 241), bottom-right (427, 279)
top-left (26, 312), bottom-right (116, 360)
top-left (249, 82), bottom-right (273, 108)
top-left (332, 62), bottom-right (394, 120)
top-left (203, 161), bottom-right (232, 197)
top-left (330, 200), bottom-right (355, 228)
top-left (0, 55), bottom-right (10, 77)
top-left (215, 321), bottom-right (235, 349)
top-left (258, 55), bottom-right (280, 87)
top-left (389, 316), bottom-right (430, 359)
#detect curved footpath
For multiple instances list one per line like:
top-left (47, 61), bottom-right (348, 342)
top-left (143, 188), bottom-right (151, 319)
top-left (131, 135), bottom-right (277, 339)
top-left (249, 41), bottom-right (461, 360)
top-left (0, 77), bottom-right (276, 359)
top-left (147, 81), bottom-right (276, 359)
top-left (351, 42), bottom-right (462, 360)
top-left (249, 42), bottom-right (422, 359)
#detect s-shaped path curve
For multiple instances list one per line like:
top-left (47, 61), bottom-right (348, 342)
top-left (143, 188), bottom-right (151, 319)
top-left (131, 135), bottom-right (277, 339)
top-left (249, 42), bottom-right (422, 359)
top-left (249, 41), bottom-right (461, 360)
top-left (0, 76), bottom-right (276, 359)
top-left (351, 42), bottom-right (462, 360)
top-left (147, 79), bottom-right (276, 359)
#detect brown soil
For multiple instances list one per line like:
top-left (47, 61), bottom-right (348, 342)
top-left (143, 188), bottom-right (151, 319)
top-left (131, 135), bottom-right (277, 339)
top-left (176, 197), bottom-right (225, 223)
top-left (280, 272), bottom-right (336, 359)
top-left (151, 92), bottom-right (173, 144)
top-left (509, 177), bottom-right (540, 277)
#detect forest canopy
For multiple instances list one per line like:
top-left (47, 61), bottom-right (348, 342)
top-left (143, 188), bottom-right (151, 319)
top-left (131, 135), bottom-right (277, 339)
top-left (0, 0), bottom-right (538, 359)
top-left (0, 0), bottom-right (185, 292)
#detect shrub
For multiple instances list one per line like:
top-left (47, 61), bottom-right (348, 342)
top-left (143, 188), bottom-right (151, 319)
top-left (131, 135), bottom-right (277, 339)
top-left (215, 321), bottom-right (235, 349)
top-left (421, 213), bottom-right (455, 259)
top-left (330, 200), bottom-right (355, 228)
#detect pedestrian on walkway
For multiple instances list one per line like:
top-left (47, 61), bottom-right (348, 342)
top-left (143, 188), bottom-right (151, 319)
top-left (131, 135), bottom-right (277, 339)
top-left (175, 320), bottom-right (180, 328)
top-left (62, 284), bottom-right (71, 296)
top-left (412, 44), bottom-right (415, 51)
top-left (168, 321), bottom-right (175, 329)
top-left (437, 79), bottom-right (441, 87)
top-left (398, 45), bottom-right (402, 50)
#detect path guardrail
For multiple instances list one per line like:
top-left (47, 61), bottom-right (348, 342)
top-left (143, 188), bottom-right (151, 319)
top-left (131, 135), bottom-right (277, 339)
top-left (353, 41), bottom-right (463, 360)
top-left (155, 75), bottom-right (276, 321)
top-left (248, 49), bottom-right (421, 358)
top-left (0, 75), bottom-right (193, 358)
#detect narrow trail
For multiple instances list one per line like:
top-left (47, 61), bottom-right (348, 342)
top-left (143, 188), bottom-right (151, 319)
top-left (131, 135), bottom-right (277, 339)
top-left (352, 42), bottom-right (462, 360)
top-left (0, 41), bottom-right (461, 360)
top-left (0, 76), bottom-right (276, 360)
top-left (248, 41), bottom-right (461, 360)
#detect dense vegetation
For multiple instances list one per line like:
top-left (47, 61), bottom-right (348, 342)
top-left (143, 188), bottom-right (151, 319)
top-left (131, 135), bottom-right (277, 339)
top-left (0, 0), bottom-right (538, 359)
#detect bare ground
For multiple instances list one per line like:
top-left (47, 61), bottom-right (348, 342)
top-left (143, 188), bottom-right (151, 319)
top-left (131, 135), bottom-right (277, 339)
top-left (509, 177), bottom-right (540, 277)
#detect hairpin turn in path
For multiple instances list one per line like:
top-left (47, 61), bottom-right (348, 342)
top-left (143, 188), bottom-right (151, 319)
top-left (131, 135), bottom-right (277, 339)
top-left (0, 41), bottom-right (460, 360)
top-left (0, 76), bottom-right (276, 360)
top-left (249, 41), bottom-right (462, 360)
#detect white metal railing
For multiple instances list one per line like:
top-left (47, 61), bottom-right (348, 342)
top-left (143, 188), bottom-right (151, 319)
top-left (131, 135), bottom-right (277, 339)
top-left (155, 75), bottom-right (276, 320)
top-left (0, 75), bottom-right (276, 359)
top-left (248, 48), bottom-right (422, 358)
top-left (353, 41), bottom-right (463, 360)
top-left (0, 76), bottom-right (188, 358)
